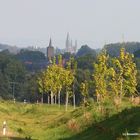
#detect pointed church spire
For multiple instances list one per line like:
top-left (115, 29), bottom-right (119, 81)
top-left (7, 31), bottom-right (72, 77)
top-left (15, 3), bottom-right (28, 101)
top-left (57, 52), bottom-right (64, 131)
top-left (49, 38), bottom-right (52, 47)
top-left (75, 40), bottom-right (77, 48)
top-left (71, 40), bottom-right (73, 47)
top-left (66, 32), bottom-right (70, 41)
top-left (66, 32), bottom-right (70, 52)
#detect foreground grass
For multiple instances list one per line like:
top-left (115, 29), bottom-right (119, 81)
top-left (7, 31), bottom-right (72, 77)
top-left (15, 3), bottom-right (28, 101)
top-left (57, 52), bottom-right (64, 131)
top-left (0, 101), bottom-right (75, 140)
top-left (0, 99), bottom-right (139, 140)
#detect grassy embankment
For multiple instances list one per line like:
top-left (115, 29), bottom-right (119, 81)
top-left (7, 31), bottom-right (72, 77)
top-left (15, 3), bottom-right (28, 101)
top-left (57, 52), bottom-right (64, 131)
top-left (0, 98), bottom-right (139, 140)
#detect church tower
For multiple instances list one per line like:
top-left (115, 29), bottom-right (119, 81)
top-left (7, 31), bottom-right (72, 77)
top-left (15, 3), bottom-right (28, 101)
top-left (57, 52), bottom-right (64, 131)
top-left (47, 38), bottom-right (54, 60)
top-left (65, 33), bottom-right (77, 54)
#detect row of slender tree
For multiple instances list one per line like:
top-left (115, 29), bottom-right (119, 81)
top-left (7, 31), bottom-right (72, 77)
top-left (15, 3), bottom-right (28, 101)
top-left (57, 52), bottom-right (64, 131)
top-left (94, 48), bottom-right (137, 103)
top-left (37, 56), bottom-right (77, 111)
top-left (37, 48), bottom-right (138, 110)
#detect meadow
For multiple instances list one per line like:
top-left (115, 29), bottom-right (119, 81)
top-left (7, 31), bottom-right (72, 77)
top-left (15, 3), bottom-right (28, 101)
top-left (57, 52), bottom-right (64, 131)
top-left (0, 98), bottom-right (139, 140)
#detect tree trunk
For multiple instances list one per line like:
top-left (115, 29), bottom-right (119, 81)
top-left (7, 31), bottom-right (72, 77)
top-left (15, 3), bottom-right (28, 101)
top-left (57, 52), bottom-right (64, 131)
top-left (54, 95), bottom-right (57, 104)
top-left (120, 78), bottom-right (123, 100)
top-left (51, 91), bottom-right (54, 104)
top-left (48, 94), bottom-right (50, 104)
top-left (41, 93), bottom-right (44, 104)
top-left (73, 93), bottom-right (76, 110)
top-left (96, 94), bottom-right (100, 103)
top-left (84, 97), bottom-right (86, 105)
top-left (65, 91), bottom-right (69, 111)
top-left (84, 96), bottom-right (86, 116)
top-left (73, 83), bottom-right (76, 109)
top-left (58, 90), bottom-right (61, 108)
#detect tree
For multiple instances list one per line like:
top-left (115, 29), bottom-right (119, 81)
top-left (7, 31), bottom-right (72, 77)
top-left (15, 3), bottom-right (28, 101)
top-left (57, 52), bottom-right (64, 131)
top-left (0, 53), bottom-right (26, 100)
top-left (16, 49), bottom-right (47, 71)
top-left (106, 48), bottom-right (137, 108)
top-left (55, 66), bottom-right (65, 106)
top-left (68, 57), bottom-right (78, 109)
top-left (37, 63), bottom-right (67, 105)
top-left (63, 68), bottom-right (74, 111)
top-left (104, 42), bottom-right (140, 57)
top-left (37, 71), bottom-right (46, 103)
top-left (76, 45), bottom-right (96, 57)
top-left (93, 48), bottom-right (138, 104)
top-left (45, 62), bottom-right (74, 108)
top-left (121, 50), bottom-right (137, 97)
top-left (16, 49), bottom-right (46, 62)
top-left (76, 54), bottom-right (96, 70)
top-left (44, 65), bottom-right (58, 104)
top-left (108, 63), bottom-right (121, 98)
top-left (66, 57), bottom-right (77, 109)
top-left (58, 55), bottom-right (63, 67)
top-left (73, 60), bottom-right (77, 109)
top-left (22, 74), bottom-right (38, 102)
top-left (57, 55), bottom-right (63, 107)
top-left (0, 72), bottom-right (11, 99)
top-left (80, 80), bottom-right (89, 105)
top-left (93, 51), bottom-right (108, 102)
top-left (116, 48), bottom-right (137, 98)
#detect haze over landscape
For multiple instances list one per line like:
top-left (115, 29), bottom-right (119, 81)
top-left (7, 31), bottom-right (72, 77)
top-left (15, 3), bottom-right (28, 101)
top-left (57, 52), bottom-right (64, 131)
top-left (1, 1), bottom-right (140, 140)
top-left (0, 0), bottom-right (140, 49)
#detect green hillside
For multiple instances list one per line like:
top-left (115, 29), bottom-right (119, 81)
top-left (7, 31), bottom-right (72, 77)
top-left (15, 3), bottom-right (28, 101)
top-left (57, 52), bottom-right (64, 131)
top-left (0, 99), bottom-right (139, 140)
top-left (104, 42), bottom-right (140, 57)
top-left (63, 107), bottom-right (140, 140)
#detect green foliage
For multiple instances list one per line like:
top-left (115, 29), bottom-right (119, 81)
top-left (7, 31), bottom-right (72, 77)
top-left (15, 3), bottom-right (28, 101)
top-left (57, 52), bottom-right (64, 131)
top-left (116, 48), bottom-right (137, 96)
top-left (104, 42), bottom-right (140, 57)
top-left (37, 61), bottom-right (74, 106)
top-left (0, 72), bottom-right (11, 99)
top-left (16, 49), bottom-right (47, 72)
top-left (134, 49), bottom-right (140, 58)
top-left (94, 48), bottom-right (137, 100)
top-left (22, 74), bottom-right (38, 102)
top-left (93, 51), bottom-right (109, 101)
top-left (80, 81), bottom-right (89, 98)
top-left (80, 80), bottom-right (89, 107)
top-left (76, 45), bottom-right (96, 57)
top-left (76, 54), bottom-right (96, 70)
top-left (136, 70), bottom-right (140, 93)
top-left (16, 49), bottom-right (46, 62)
top-left (62, 52), bottom-right (74, 60)
top-left (0, 52), bottom-right (27, 99)
top-left (58, 54), bottom-right (63, 67)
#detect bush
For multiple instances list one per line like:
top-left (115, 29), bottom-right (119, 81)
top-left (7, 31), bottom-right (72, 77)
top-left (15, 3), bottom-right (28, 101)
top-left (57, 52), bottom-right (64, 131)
top-left (17, 128), bottom-right (23, 133)
top-left (67, 119), bottom-right (80, 132)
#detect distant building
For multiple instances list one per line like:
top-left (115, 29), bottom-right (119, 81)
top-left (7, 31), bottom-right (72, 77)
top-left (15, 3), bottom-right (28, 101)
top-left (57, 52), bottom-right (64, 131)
top-left (65, 33), bottom-right (77, 54)
top-left (55, 47), bottom-right (65, 55)
top-left (65, 33), bottom-right (71, 52)
top-left (47, 38), bottom-right (55, 60)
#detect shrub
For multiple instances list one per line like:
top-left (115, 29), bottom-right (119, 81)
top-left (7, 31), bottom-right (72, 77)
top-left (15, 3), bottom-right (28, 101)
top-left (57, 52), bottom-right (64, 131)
top-left (17, 128), bottom-right (23, 133)
top-left (67, 119), bottom-right (80, 132)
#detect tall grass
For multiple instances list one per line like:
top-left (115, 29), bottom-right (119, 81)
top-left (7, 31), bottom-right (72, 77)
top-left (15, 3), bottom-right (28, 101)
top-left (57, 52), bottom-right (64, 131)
top-left (0, 98), bottom-right (139, 140)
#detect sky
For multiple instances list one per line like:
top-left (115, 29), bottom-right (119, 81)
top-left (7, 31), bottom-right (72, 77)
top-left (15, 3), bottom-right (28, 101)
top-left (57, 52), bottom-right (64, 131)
top-left (0, 0), bottom-right (140, 49)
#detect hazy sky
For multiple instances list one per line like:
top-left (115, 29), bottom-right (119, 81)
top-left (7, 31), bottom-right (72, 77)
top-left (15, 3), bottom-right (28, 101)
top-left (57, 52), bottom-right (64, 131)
top-left (0, 0), bottom-right (140, 49)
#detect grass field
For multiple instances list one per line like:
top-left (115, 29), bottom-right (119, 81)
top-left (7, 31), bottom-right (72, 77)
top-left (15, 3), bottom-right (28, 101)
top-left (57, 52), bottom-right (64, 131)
top-left (0, 99), bottom-right (139, 140)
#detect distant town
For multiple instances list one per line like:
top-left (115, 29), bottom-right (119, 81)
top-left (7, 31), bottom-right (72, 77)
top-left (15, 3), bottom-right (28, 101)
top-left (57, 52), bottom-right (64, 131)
top-left (0, 33), bottom-right (78, 57)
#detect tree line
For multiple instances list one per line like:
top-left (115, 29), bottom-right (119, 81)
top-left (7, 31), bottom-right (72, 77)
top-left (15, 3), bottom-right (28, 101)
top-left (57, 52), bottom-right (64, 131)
top-left (37, 48), bottom-right (138, 110)
top-left (0, 45), bottom-right (139, 106)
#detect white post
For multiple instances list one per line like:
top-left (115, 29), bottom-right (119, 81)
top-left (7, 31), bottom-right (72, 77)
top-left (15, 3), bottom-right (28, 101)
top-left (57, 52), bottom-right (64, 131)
top-left (3, 121), bottom-right (7, 136)
top-left (37, 100), bottom-right (39, 104)
top-left (14, 98), bottom-right (16, 103)
top-left (24, 99), bottom-right (26, 104)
